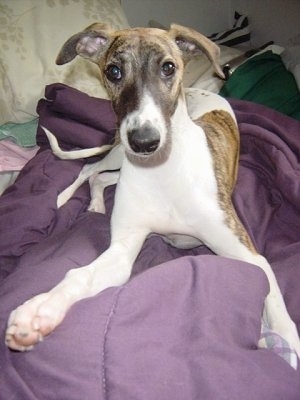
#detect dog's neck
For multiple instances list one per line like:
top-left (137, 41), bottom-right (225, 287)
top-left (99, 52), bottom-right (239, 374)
top-left (167, 89), bottom-right (204, 153)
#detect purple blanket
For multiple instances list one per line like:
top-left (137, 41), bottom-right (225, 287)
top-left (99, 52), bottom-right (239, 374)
top-left (1, 84), bottom-right (300, 399)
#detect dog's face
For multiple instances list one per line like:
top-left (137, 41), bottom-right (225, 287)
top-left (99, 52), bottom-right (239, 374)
top-left (56, 24), bottom-right (224, 166)
top-left (100, 28), bottom-right (185, 165)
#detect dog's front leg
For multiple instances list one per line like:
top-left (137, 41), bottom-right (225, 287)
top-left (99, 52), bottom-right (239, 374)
top-left (5, 229), bottom-right (147, 351)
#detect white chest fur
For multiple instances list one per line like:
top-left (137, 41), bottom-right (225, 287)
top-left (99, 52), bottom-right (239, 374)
top-left (113, 95), bottom-right (222, 241)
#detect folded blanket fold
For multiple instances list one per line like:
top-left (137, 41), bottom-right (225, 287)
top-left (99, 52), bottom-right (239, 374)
top-left (36, 83), bottom-right (117, 150)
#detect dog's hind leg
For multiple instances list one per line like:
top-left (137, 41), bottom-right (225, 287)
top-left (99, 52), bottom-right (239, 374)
top-left (57, 144), bottom-right (124, 207)
top-left (88, 171), bottom-right (119, 213)
top-left (195, 205), bottom-right (300, 360)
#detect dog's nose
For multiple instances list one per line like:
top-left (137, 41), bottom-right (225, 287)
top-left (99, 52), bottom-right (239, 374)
top-left (128, 124), bottom-right (160, 154)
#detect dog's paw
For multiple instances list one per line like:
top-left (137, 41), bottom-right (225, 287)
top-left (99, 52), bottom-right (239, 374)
top-left (5, 292), bottom-right (67, 351)
top-left (271, 319), bottom-right (300, 360)
top-left (284, 324), bottom-right (300, 360)
top-left (88, 199), bottom-right (106, 213)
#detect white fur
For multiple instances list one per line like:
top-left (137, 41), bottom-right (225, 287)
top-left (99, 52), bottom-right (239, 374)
top-left (185, 88), bottom-right (236, 121)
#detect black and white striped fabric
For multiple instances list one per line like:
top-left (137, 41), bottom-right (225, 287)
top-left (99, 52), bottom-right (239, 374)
top-left (208, 12), bottom-right (250, 47)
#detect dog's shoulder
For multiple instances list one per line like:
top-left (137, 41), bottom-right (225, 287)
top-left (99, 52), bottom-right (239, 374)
top-left (185, 88), bottom-right (235, 120)
top-left (198, 109), bottom-right (238, 143)
top-left (196, 108), bottom-right (240, 196)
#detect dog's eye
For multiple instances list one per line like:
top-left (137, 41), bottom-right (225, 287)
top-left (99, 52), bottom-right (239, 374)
top-left (161, 61), bottom-right (175, 77)
top-left (105, 65), bottom-right (122, 82)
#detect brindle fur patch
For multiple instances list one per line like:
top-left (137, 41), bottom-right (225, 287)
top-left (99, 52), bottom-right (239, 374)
top-left (196, 110), bottom-right (257, 253)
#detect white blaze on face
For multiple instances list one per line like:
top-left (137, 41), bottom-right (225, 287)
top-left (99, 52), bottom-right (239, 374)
top-left (119, 90), bottom-right (168, 153)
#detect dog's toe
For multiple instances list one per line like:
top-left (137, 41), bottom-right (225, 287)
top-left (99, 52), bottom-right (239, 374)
top-left (5, 324), bottom-right (38, 351)
top-left (88, 200), bottom-right (106, 213)
top-left (5, 292), bottom-right (66, 351)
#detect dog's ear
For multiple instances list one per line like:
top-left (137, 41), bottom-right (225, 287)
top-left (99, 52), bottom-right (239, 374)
top-left (56, 23), bottom-right (114, 65)
top-left (169, 24), bottom-right (225, 79)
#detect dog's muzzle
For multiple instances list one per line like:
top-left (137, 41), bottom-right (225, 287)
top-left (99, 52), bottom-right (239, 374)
top-left (128, 123), bottom-right (160, 154)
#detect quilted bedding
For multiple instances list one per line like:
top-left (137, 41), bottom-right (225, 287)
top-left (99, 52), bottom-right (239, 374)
top-left (0, 84), bottom-right (300, 399)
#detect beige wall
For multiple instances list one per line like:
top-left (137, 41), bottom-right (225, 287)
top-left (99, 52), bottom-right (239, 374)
top-left (122, 0), bottom-right (231, 35)
top-left (122, 0), bottom-right (300, 47)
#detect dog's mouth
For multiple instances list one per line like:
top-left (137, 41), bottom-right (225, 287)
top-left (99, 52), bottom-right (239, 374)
top-left (128, 145), bottom-right (159, 157)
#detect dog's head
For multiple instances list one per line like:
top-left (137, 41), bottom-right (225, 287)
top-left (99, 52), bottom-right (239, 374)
top-left (57, 24), bottom-right (224, 165)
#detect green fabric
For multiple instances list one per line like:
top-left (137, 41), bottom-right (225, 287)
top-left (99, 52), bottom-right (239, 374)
top-left (220, 51), bottom-right (300, 121)
top-left (0, 118), bottom-right (38, 147)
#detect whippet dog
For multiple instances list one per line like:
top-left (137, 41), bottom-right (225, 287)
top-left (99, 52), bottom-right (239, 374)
top-left (5, 24), bottom-right (300, 361)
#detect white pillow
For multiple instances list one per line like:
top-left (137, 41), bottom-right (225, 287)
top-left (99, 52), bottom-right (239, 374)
top-left (0, 0), bottom-right (130, 124)
top-left (185, 45), bottom-right (243, 92)
top-left (282, 45), bottom-right (300, 91)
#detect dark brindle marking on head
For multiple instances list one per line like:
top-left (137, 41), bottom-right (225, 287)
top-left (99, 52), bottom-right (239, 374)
top-left (108, 33), bottom-right (183, 166)
top-left (102, 31), bottom-right (184, 125)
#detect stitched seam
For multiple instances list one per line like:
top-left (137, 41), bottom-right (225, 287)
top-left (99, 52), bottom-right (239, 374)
top-left (101, 286), bottom-right (126, 400)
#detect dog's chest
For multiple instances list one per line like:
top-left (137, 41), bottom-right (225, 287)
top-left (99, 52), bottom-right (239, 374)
top-left (117, 134), bottom-right (220, 235)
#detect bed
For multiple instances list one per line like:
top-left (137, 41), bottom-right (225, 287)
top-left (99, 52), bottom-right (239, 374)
top-left (1, 1), bottom-right (300, 399)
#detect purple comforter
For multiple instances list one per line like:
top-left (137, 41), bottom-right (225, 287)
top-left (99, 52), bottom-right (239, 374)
top-left (0, 84), bottom-right (300, 399)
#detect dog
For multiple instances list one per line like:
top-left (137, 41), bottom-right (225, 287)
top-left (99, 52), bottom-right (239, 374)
top-left (5, 23), bottom-right (300, 360)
